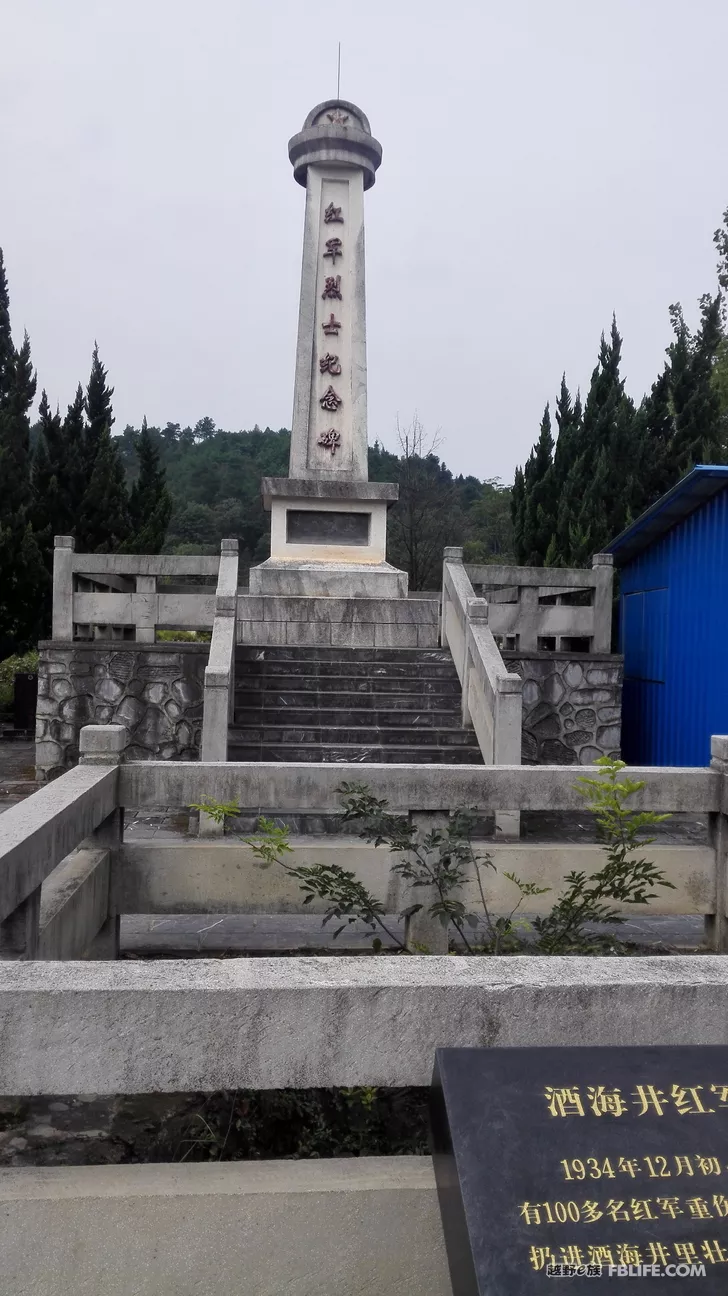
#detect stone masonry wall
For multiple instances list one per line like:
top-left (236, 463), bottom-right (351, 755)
top-left (502, 651), bottom-right (623, 766)
top-left (36, 641), bottom-right (208, 782)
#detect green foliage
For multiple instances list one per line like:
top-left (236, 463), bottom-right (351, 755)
top-left (0, 650), bottom-right (39, 707)
top-left (517, 211), bottom-right (728, 568)
top-left (243, 813), bottom-right (402, 948)
top-left (189, 795), bottom-right (242, 824)
top-left (123, 417), bottom-right (173, 553)
top-left (192, 765), bottom-right (674, 958)
top-left (165, 1087), bottom-right (429, 1161)
top-left (156, 629), bottom-right (211, 642)
top-left (84, 341), bottom-right (114, 467)
top-left (531, 757), bottom-right (674, 953)
top-left (78, 424), bottom-right (131, 552)
top-left (0, 286), bottom-right (46, 656)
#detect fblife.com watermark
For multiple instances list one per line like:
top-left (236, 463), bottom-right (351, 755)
top-left (547, 1262), bottom-right (707, 1278)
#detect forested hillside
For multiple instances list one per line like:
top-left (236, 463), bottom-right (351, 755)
top-left (115, 417), bottom-right (515, 588)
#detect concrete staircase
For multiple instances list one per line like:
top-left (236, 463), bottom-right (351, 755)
top-left (229, 646), bottom-right (483, 764)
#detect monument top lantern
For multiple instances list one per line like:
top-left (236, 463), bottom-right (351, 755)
top-left (288, 99), bottom-right (382, 191)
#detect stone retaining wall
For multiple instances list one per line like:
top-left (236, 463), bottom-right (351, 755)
top-left (502, 650), bottom-right (623, 765)
top-left (35, 642), bottom-right (208, 782)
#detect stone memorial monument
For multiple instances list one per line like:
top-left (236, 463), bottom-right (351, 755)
top-left (431, 1045), bottom-right (728, 1292)
top-left (249, 99), bottom-right (407, 599)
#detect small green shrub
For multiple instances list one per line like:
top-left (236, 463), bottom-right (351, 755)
top-left (191, 758), bottom-right (674, 956)
top-left (0, 651), bottom-right (39, 708)
top-left (156, 630), bottom-right (211, 643)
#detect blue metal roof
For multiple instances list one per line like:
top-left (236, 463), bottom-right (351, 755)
top-left (606, 465), bottom-right (728, 565)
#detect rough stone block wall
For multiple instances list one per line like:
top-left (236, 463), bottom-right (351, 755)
top-left (502, 651), bottom-right (623, 765)
top-left (36, 642), bottom-right (208, 782)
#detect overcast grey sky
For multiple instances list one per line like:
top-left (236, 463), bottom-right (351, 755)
top-left (3, 0), bottom-right (727, 483)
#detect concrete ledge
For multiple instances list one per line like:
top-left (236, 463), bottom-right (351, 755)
top-left (261, 477), bottom-right (399, 502)
top-left (115, 839), bottom-right (716, 917)
top-left (0, 1157), bottom-right (448, 1296)
top-left (118, 761), bottom-right (720, 815)
top-left (2, 956), bottom-right (728, 1093)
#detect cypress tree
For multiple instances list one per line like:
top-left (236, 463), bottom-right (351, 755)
top-left (632, 368), bottom-right (675, 518)
top-left (511, 465), bottom-right (526, 563)
top-left (521, 404), bottom-right (557, 565)
top-left (566, 318), bottom-right (637, 558)
top-left (79, 424), bottom-right (131, 553)
top-left (32, 390), bottom-right (64, 557)
top-left (84, 342), bottom-right (114, 472)
top-left (124, 417), bottom-right (173, 553)
top-left (669, 295), bottom-right (725, 471)
top-left (0, 249), bottom-right (12, 402)
top-left (63, 383), bottom-right (89, 526)
top-left (550, 379), bottom-right (583, 565)
top-left (0, 328), bottom-right (46, 655)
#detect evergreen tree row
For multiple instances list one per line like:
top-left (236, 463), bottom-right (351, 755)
top-left (512, 210), bottom-right (728, 566)
top-left (0, 248), bottom-right (172, 655)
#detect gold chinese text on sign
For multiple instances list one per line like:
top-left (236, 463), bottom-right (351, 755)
top-left (544, 1082), bottom-right (728, 1118)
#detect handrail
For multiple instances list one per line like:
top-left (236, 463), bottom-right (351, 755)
top-left (52, 536), bottom-right (223, 641)
top-left (0, 763), bottom-right (118, 924)
top-left (117, 761), bottom-right (720, 815)
top-left (441, 549), bottom-right (522, 771)
top-left (463, 552), bottom-right (614, 653)
top-left (199, 541), bottom-right (240, 834)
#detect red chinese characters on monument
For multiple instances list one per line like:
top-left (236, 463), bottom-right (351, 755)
top-left (318, 200), bottom-right (346, 455)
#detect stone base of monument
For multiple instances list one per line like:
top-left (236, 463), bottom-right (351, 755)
top-left (248, 558), bottom-right (408, 599)
top-left (250, 476), bottom-right (408, 598)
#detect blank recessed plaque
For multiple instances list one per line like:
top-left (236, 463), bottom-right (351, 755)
top-left (431, 1045), bottom-right (728, 1293)
top-left (286, 509), bottom-right (370, 546)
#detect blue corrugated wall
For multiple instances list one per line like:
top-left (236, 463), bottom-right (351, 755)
top-left (620, 486), bottom-right (728, 766)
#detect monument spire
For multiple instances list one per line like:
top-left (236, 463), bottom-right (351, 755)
top-left (250, 99), bottom-right (406, 599)
top-left (287, 99), bottom-right (381, 482)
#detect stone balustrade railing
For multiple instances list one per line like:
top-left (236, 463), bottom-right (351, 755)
top-left (463, 552), bottom-right (614, 653)
top-left (52, 536), bottom-right (226, 641)
top-left (199, 540), bottom-right (239, 832)
top-left (2, 724), bottom-right (728, 960)
top-left (441, 548), bottom-right (522, 845)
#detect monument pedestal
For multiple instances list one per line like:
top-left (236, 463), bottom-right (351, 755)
top-left (249, 477), bottom-right (408, 598)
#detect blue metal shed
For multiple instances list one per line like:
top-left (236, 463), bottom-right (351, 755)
top-left (606, 465), bottom-right (728, 767)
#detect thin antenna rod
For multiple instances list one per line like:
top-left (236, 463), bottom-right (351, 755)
top-left (337, 42), bottom-right (341, 98)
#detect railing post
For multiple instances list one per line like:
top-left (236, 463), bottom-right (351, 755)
top-left (708, 736), bottom-right (728, 953)
top-left (200, 540), bottom-right (239, 836)
top-left (135, 575), bottom-right (157, 642)
top-left (403, 812), bottom-right (450, 953)
top-left (462, 598), bottom-right (488, 731)
top-left (518, 584), bottom-right (538, 651)
top-left (52, 536), bottom-right (75, 641)
top-left (441, 546), bottom-right (463, 650)
top-left (79, 724), bottom-right (126, 959)
top-left (591, 553), bottom-right (614, 652)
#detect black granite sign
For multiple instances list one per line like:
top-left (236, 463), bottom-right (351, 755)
top-left (286, 508), bottom-right (370, 546)
top-left (431, 1046), bottom-right (728, 1293)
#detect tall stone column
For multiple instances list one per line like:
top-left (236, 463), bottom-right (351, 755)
top-left (250, 100), bottom-right (407, 599)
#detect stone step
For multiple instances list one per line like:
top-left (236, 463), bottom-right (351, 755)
top-left (232, 706), bottom-right (462, 728)
top-left (234, 687), bottom-right (460, 710)
top-left (235, 659), bottom-right (460, 681)
top-left (226, 741), bottom-right (484, 764)
top-left (235, 646), bottom-right (452, 665)
top-left (234, 674), bottom-right (462, 696)
top-left (228, 724), bottom-right (477, 747)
